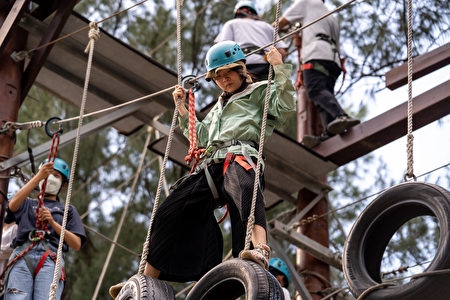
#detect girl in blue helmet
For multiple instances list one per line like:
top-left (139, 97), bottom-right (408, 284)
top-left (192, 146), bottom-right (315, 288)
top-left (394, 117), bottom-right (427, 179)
top-left (143, 41), bottom-right (296, 283)
top-left (269, 258), bottom-right (291, 299)
top-left (3, 158), bottom-right (86, 300)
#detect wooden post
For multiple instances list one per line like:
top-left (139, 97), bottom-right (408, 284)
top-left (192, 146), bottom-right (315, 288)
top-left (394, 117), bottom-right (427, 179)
top-left (295, 33), bottom-right (330, 300)
top-left (0, 6), bottom-right (27, 242)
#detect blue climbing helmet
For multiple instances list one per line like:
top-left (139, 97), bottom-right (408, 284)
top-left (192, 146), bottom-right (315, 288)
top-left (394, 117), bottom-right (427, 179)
top-left (205, 41), bottom-right (246, 74)
top-left (234, 0), bottom-right (258, 16)
top-left (269, 258), bottom-right (290, 287)
top-left (40, 158), bottom-right (70, 182)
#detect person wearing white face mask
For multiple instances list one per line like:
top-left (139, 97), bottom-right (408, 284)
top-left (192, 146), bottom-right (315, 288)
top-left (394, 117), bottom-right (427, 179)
top-left (3, 158), bottom-right (86, 300)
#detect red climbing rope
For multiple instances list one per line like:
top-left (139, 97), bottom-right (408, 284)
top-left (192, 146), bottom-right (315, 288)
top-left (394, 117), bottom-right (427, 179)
top-left (184, 88), bottom-right (206, 174)
top-left (35, 132), bottom-right (60, 233)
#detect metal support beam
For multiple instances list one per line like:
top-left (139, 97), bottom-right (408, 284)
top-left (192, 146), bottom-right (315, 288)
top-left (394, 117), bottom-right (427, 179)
top-left (386, 42), bottom-right (450, 90)
top-left (286, 193), bottom-right (323, 229)
top-left (270, 220), bottom-right (342, 271)
top-left (0, 101), bottom-right (146, 172)
top-left (21, 0), bottom-right (78, 103)
top-left (315, 80), bottom-right (450, 166)
top-left (0, 0), bottom-right (29, 55)
top-left (268, 233), bottom-right (313, 300)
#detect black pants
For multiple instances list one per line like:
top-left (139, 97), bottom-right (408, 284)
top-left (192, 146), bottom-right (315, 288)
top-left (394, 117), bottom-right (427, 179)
top-left (247, 63), bottom-right (273, 82)
top-left (303, 59), bottom-right (346, 132)
top-left (146, 159), bottom-right (267, 282)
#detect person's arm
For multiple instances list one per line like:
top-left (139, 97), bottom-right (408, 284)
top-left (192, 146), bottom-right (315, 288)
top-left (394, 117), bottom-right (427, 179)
top-left (276, 47), bottom-right (288, 60)
top-left (172, 85), bottom-right (188, 116)
top-left (9, 162), bottom-right (54, 212)
top-left (38, 207), bottom-right (82, 251)
top-left (273, 17), bottom-right (291, 31)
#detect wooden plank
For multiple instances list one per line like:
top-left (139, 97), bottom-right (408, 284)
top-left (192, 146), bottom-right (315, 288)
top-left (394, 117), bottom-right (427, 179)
top-left (0, 0), bottom-right (29, 54)
top-left (20, 0), bottom-right (78, 103)
top-left (270, 220), bottom-right (342, 270)
top-left (314, 80), bottom-right (450, 166)
top-left (386, 43), bottom-right (450, 90)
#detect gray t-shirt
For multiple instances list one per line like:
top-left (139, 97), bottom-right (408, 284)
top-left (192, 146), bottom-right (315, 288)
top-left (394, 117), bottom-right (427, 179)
top-left (215, 18), bottom-right (288, 65)
top-left (282, 0), bottom-right (341, 66)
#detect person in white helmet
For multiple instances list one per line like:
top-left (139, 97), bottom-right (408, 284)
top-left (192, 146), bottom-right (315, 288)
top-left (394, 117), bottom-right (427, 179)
top-left (275, 0), bottom-right (360, 147)
top-left (215, 0), bottom-right (288, 81)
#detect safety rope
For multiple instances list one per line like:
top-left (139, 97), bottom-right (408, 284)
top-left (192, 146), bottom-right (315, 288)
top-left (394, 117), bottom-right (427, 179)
top-left (185, 88), bottom-right (206, 173)
top-left (138, 0), bottom-right (183, 274)
top-left (35, 133), bottom-right (60, 234)
top-left (92, 127), bottom-right (152, 300)
top-left (404, 0), bottom-right (416, 181)
top-left (49, 22), bottom-right (100, 300)
top-left (243, 0), bottom-right (282, 251)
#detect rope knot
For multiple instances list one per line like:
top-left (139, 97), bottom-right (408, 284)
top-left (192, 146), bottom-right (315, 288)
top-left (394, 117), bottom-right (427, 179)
top-left (84, 22), bottom-right (100, 54)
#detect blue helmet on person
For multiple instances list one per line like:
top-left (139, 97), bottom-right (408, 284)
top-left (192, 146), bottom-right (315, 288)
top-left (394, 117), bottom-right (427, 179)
top-left (40, 158), bottom-right (70, 181)
top-left (205, 41), bottom-right (246, 72)
top-left (269, 258), bottom-right (290, 287)
top-left (234, 0), bottom-right (258, 16)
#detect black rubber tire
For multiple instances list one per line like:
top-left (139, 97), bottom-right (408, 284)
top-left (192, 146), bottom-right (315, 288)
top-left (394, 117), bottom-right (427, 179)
top-left (115, 274), bottom-right (175, 300)
top-left (185, 258), bottom-right (284, 300)
top-left (343, 182), bottom-right (450, 300)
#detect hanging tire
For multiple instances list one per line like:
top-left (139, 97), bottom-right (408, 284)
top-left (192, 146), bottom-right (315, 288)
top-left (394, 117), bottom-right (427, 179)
top-left (343, 182), bottom-right (450, 300)
top-left (115, 274), bottom-right (175, 300)
top-left (185, 258), bottom-right (284, 300)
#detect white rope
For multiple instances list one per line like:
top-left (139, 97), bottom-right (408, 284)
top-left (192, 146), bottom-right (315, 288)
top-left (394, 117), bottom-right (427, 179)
top-left (138, 0), bottom-right (183, 274)
top-left (404, 0), bottom-right (416, 181)
top-left (243, 0), bottom-right (282, 251)
top-left (49, 22), bottom-right (99, 300)
top-left (91, 127), bottom-right (152, 300)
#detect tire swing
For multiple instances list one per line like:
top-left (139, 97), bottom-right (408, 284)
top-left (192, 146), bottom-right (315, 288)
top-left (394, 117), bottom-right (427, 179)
top-left (343, 182), bottom-right (450, 300)
top-left (343, 0), bottom-right (450, 298)
top-left (186, 259), bottom-right (284, 300)
top-left (115, 274), bottom-right (175, 300)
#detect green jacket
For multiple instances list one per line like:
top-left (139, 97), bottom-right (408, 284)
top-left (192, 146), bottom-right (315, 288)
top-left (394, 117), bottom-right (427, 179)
top-left (179, 64), bottom-right (296, 160)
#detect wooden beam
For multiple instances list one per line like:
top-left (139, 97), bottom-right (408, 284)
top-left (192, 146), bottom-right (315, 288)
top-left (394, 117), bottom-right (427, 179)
top-left (314, 80), bottom-right (450, 166)
top-left (0, 0), bottom-right (29, 54)
top-left (386, 43), bottom-right (450, 90)
top-left (270, 220), bottom-right (342, 270)
top-left (20, 0), bottom-right (78, 103)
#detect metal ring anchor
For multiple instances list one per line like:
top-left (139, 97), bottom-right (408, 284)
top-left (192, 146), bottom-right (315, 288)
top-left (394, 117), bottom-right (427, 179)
top-left (181, 75), bottom-right (201, 92)
top-left (45, 117), bottom-right (63, 138)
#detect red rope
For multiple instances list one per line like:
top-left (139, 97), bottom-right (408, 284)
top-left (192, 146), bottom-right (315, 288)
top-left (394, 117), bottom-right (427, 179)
top-left (35, 133), bottom-right (60, 232)
top-left (184, 88), bottom-right (205, 174)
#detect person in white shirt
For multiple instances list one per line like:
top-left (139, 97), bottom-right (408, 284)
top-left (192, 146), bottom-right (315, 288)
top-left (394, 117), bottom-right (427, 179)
top-left (269, 258), bottom-right (292, 300)
top-left (276, 0), bottom-right (359, 147)
top-left (215, 0), bottom-right (288, 81)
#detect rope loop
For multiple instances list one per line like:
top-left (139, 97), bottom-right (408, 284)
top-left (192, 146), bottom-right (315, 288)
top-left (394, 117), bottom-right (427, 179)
top-left (84, 22), bottom-right (100, 53)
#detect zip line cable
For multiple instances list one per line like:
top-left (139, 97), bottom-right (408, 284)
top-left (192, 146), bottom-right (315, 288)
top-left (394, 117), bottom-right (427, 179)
top-left (293, 162), bottom-right (450, 228)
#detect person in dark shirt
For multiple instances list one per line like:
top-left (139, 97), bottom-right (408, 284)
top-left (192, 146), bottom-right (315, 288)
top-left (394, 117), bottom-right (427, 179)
top-left (3, 158), bottom-right (86, 300)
